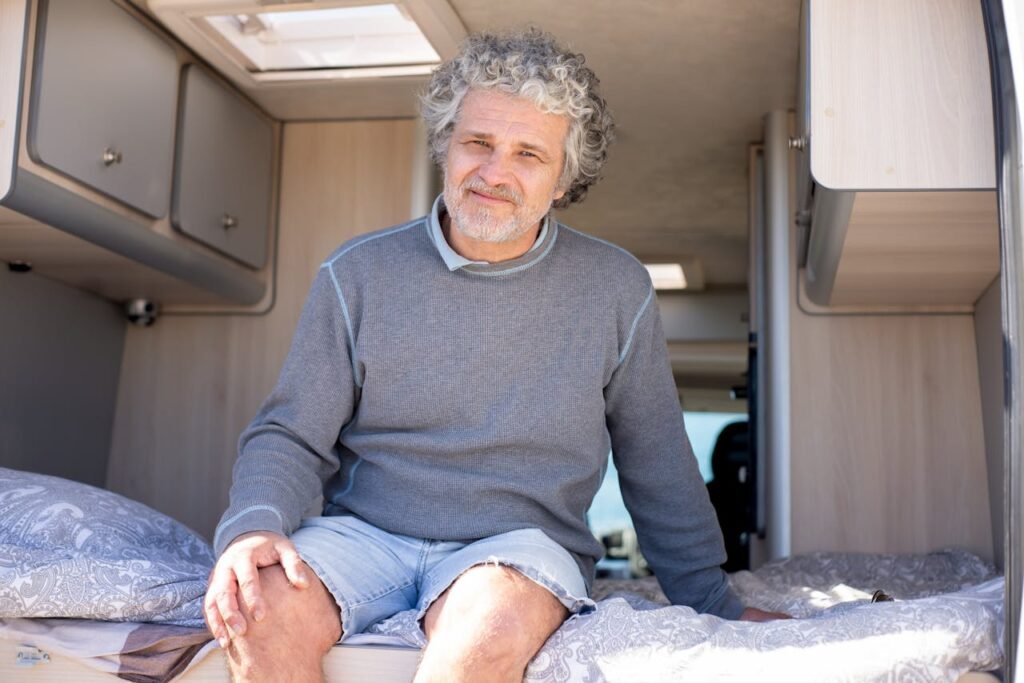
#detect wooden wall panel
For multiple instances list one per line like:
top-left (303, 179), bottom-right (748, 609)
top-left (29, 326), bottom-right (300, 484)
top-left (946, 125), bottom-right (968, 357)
top-left (829, 191), bottom-right (999, 307)
top-left (790, 311), bottom-right (993, 559)
top-left (106, 119), bottom-right (417, 539)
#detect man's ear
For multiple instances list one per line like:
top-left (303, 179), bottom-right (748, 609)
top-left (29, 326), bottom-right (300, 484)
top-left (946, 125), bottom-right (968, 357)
top-left (553, 188), bottom-right (566, 201)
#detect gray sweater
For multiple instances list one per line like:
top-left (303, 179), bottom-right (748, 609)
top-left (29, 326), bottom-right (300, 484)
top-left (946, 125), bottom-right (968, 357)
top-left (215, 200), bottom-right (743, 619)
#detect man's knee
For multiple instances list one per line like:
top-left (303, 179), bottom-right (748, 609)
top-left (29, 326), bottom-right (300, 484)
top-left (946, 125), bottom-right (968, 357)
top-left (234, 563), bottom-right (341, 654)
top-left (424, 564), bottom-right (568, 657)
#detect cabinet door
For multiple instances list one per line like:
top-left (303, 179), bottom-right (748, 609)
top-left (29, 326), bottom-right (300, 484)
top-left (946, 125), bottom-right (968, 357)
top-left (29, 0), bottom-right (178, 218)
top-left (807, 0), bottom-right (994, 191)
top-left (171, 65), bottom-right (272, 270)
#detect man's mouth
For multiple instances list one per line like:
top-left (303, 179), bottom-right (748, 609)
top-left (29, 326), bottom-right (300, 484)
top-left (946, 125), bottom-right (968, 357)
top-left (462, 180), bottom-right (520, 206)
top-left (469, 189), bottom-right (513, 205)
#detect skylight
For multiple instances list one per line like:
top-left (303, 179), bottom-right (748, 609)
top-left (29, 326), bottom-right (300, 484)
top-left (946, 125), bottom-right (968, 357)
top-left (202, 4), bottom-right (442, 73)
top-left (645, 263), bottom-right (688, 290)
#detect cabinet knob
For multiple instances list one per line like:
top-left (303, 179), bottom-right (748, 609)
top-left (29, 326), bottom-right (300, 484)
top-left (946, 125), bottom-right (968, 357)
top-left (222, 213), bottom-right (238, 230)
top-left (102, 148), bottom-right (123, 166)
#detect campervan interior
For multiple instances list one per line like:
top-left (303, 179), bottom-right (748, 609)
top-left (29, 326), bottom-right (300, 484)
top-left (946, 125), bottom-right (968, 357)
top-left (0, 0), bottom-right (1020, 681)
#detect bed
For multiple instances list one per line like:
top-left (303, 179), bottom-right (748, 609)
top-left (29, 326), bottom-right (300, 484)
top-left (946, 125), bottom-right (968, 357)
top-left (0, 467), bottom-right (1005, 682)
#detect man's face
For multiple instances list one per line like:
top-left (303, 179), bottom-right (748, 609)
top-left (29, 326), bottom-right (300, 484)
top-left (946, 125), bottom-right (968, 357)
top-left (443, 89), bottom-right (569, 244)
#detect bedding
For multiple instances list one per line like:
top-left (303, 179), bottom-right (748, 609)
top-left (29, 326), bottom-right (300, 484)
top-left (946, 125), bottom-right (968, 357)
top-left (0, 467), bottom-right (1006, 682)
top-left (0, 468), bottom-right (211, 628)
top-left (363, 553), bottom-right (1003, 682)
top-left (531, 555), bottom-right (1003, 682)
top-left (0, 617), bottom-right (212, 682)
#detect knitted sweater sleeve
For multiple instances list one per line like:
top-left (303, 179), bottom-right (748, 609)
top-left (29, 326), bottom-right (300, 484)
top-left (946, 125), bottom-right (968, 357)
top-left (604, 287), bottom-right (745, 619)
top-left (213, 266), bottom-right (356, 556)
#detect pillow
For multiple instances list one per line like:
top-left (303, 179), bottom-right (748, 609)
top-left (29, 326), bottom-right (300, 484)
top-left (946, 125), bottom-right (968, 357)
top-left (0, 467), bottom-right (214, 628)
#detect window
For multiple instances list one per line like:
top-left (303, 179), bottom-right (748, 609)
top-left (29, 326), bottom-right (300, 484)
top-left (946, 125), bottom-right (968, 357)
top-left (590, 412), bottom-right (746, 577)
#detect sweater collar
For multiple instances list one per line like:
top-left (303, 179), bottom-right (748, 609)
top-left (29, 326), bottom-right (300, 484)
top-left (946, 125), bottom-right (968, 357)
top-left (428, 195), bottom-right (557, 275)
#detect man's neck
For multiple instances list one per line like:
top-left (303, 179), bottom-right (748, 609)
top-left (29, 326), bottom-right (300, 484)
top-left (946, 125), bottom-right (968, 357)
top-left (441, 213), bottom-right (542, 264)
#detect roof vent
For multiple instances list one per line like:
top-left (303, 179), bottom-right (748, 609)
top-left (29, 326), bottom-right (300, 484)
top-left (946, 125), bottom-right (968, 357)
top-left (148, 0), bottom-right (465, 84)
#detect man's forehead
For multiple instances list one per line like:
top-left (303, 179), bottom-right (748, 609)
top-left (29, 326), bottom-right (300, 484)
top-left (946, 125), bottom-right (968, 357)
top-left (455, 90), bottom-right (569, 142)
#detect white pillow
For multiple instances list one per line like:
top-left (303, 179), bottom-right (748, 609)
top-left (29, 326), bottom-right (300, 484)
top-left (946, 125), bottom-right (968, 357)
top-left (0, 468), bottom-right (213, 628)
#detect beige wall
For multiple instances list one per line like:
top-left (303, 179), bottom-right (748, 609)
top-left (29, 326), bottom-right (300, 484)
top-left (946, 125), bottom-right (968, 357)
top-left (0, 267), bottom-right (124, 487)
top-left (789, 289), bottom-right (993, 560)
top-left (106, 119), bottom-right (418, 539)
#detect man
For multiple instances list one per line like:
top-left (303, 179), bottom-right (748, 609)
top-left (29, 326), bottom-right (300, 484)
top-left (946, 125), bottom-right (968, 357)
top-left (204, 29), bottom-right (781, 683)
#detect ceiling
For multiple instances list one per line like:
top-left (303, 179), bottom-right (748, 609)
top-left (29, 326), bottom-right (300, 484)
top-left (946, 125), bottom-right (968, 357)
top-left (135, 0), bottom-right (802, 288)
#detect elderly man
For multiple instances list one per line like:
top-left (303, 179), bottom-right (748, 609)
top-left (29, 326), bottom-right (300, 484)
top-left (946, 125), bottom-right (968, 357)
top-left (205, 29), bottom-right (778, 683)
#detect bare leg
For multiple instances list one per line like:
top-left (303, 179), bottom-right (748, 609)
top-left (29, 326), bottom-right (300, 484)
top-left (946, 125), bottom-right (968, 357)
top-left (225, 563), bottom-right (342, 683)
top-left (415, 565), bottom-right (569, 683)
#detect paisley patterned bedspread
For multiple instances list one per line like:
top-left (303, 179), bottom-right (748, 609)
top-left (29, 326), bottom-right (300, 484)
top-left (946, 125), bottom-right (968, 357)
top-left (360, 550), bottom-right (1004, 682)
top-left (0, 467), bottom-right (1005, 682)
top-left (566, 550), bottom-right (1002, 682)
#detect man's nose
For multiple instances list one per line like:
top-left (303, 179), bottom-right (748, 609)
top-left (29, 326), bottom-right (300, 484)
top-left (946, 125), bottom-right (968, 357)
top-left (476, 152), bottom-right (515, 188)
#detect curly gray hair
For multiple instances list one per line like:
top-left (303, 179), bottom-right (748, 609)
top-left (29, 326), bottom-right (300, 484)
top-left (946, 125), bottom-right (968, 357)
top-left (420, 29), bottom-right (614, 208)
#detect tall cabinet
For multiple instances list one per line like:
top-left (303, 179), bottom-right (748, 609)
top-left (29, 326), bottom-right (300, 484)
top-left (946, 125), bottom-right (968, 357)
top-left (753, 0), bottom-right (998, 563)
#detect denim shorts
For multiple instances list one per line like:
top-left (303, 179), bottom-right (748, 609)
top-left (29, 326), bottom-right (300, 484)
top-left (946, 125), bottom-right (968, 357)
top-left (290, 515), bottom-right (596, 641)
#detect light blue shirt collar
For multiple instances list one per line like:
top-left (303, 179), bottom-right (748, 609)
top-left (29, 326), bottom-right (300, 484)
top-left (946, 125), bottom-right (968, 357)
top-left (428, 195), bottom-right (550, 272)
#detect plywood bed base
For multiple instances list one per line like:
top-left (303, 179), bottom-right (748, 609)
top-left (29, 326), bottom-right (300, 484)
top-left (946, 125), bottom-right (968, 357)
top-left (0, 639), bottom-right (1001, 682)
top-left (0, 639), bottom-right (420, 682)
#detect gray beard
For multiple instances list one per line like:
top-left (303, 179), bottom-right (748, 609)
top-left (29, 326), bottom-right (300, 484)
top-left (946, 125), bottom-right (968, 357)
top-left (443, 178), bottom-right (544, 244)
top-left (448, 203), bottom-right (533, 243)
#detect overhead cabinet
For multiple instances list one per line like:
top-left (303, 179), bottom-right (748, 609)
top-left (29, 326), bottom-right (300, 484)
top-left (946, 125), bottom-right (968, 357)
top-left (0, 0), bottom-right (279, 307)
top-left (797, 0), bottom-right (998, 310)
top-left (29, 0), bottom-right (178, 218)
top-left (172, 65), bottom-right (273, 270)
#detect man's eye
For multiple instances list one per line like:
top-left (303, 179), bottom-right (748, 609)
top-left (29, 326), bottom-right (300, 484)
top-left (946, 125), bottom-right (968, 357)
top-left (520, 151), bottom-right (538, 159)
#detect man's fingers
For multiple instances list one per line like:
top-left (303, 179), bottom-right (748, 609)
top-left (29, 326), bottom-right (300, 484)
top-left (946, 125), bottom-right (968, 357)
top-left (234, 561), bottom-right (266, 623)
top-left (215, 577), bottom-right (247, 640)
top-left (203, 532), bottom-right (305, 648)
top-left (203, 592), bottom-right (228, 647)
top-left (205, 569), bottom-right (238, 647)
top-left (277, 543), bottom-right (310, 589)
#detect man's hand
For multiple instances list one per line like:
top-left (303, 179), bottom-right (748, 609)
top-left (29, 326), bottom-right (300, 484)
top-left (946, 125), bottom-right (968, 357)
top-left (204, 531), bottom-right (309, 648)
top-left (739, 606), bottom-right (792, 622)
